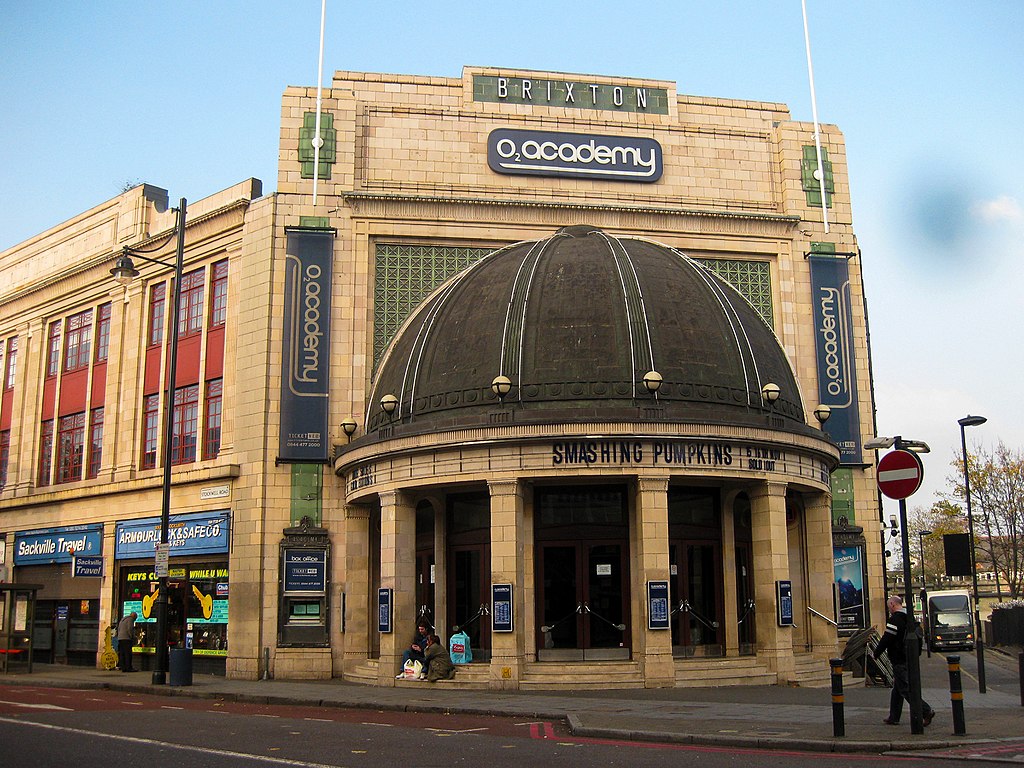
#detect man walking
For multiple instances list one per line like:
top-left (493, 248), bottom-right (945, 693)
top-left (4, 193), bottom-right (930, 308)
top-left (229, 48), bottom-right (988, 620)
top-left (873, 595), bottom-right (935, 727)
top-left (116, 611), bottom-right (138, 673)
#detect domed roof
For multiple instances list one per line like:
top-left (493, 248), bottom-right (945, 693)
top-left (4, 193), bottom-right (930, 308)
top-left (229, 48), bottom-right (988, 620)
top-left (365, 225), bottom-right (812, 438)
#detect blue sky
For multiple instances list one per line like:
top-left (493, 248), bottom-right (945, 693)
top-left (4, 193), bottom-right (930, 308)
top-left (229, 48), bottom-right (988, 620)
top-left (2, 2), bottom-right (1021, 518)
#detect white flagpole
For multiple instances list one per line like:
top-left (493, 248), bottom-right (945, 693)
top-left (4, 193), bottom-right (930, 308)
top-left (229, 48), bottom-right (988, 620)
top-left (311, 0), bottom-right (327, 206)
top-left (801, 0), bottom-right (830, 233)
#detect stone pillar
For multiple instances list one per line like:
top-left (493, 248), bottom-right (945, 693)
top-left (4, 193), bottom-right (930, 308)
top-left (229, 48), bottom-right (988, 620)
top-left (342, 503), bottom-right (371, 675)
top-left (488, 479), bottom-right (524, 689)
top-left (804, 491), bottom-right (839, 657)
top-left (721, 488), bottom-right (741, 655)
top-left (377, 490), bottom-right (416, 685)
top-left (749, 481), bottom-right (795, 682)
top-left (635, 476), bottom-right (674, 687)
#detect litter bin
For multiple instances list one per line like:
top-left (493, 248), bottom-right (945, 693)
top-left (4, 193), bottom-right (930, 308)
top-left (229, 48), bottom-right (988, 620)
top-left (168, 647), bottom-right (193, 686)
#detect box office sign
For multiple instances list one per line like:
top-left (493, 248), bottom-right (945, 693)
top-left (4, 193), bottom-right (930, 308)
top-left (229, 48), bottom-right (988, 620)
top-left (283, 549), bottom-right (327, 593)
top-left (280, 228), bottom-right (334, 462)
top-left (488, 129), bottom-right (663, 183)
top-left (115, 511), bottom-right (230, 559)
top-left (14, 524), bottom-right (103, 565)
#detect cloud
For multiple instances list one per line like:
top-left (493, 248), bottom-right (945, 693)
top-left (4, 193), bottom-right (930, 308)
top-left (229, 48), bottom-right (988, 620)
top-left (972, 195), bottom-right (1023, 223)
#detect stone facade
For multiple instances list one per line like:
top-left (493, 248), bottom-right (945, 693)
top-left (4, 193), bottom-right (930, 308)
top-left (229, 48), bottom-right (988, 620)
top-left (0, 66), bottom-right (882, 687)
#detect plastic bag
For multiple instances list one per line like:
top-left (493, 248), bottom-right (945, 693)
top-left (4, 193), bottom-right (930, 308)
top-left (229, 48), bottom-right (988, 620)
top-left (449, 631), bottom-right (472, 664)
top-left (403, 659), bottom-right (423, 679)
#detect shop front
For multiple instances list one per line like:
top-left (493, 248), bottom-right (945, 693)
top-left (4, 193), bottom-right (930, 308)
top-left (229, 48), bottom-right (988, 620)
top-left (12, 524), bottom-right (103, 666)
top-left (114, 510), bottom-right (230, 675)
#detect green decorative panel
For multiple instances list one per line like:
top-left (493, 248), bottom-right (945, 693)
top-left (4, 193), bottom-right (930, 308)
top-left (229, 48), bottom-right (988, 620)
top-left (801, 145), bottom-right (834, 207)
top-left (830, 467), bottom-right (856, 525)
top-left (697, 258), bottom-right (774, 328)
top-left (290, 463), bottom-right (323, 526)
top-left (299, 112), bottom-right (336, 180)
top-left (299, 216), bottom-right (331, 228)
top-left (374, 244), bottom-right (493, 369)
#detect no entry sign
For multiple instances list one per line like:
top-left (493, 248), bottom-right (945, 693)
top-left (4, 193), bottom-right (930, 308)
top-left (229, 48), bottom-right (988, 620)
top-left (877, 449), bottom-right (924, 500)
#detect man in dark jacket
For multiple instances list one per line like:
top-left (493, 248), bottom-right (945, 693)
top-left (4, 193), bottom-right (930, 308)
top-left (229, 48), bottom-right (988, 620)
top-left (873, 596), bottom-right (935, 726)
top-left (116, 611), bottom-right (138, 673)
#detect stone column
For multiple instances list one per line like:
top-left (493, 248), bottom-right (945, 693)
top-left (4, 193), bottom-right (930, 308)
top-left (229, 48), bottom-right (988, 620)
top-left (342, 503), bottom-right (371, 675)
top-left (804, 491), bottom-right (839, 657)
top-left (377, 489), bottom-right (416, 685)
top-left (635, 476), bottom-right (674, 687)
top-left (749, 481), bottom-right (795, 682)
top-left (720, 488), bottom-right (740, 655)
top-left (488, 479), bottom-right (524, 689)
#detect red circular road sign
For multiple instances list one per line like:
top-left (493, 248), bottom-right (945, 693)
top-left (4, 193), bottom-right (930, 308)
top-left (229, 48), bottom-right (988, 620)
top-left (876, 449), bottom-right (924, 500)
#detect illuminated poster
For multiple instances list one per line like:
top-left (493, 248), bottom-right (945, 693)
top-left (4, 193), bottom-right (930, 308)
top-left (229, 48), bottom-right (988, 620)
top-left (834, 545), bottom-right (865, 630)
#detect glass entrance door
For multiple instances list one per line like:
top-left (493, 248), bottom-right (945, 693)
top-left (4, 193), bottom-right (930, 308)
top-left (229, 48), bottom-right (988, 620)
top-left (669, 541), bottom-right (723, 657)
top-left (538, 541), bottom-right (629, 660)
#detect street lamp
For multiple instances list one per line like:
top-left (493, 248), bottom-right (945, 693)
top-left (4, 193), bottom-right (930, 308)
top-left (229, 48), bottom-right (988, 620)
top-left (111, 197), bottom-right (187, 686)
top-left (958, 414), bottom-right (988, 693)
top-left (866, 434), bottom-right (930, 734)
top-left (917, 530), bottom-right (932, 590)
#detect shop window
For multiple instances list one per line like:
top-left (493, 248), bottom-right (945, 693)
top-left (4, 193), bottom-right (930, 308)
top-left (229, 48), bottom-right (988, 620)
top-left (170, 384), bottom-right (199, 465)
top-left (63, 309), bottom-right (93, 373)
top-left (4, 337), bottom-right (16, 390)
top-left (46, 321), bottom-right (62, 377)
top-left (94, 302), bottom-right (112, 362)
top-left (38, 419), bottom-right (54, 487)
top-left (0, 429), bottom-right (9, 488)
top-left (210, 260), bottom-right (228, 327)
top-left (148, 283), bottom-right (165, 347)
top-left (86, 407), bottom-right (104, 479)
top-left (178, 268), bottom-right (205, 338)
top-left (203, 379), bottom-right (222, 460)
top-left (142, 394), bottom-right (160, 469)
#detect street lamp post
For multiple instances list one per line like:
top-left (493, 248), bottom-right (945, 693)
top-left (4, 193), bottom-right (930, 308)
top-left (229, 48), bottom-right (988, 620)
top-left (865, 433), bottom-right (930, 734)
top-left (918, 529), bottom-right (932, 658)
top-left (958, 414), bottom-right (988, 694)
top-left (111, 198), bottom-right (187, 686)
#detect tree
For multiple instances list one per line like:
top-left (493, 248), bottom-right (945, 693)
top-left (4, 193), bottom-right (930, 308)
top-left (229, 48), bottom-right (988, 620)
top-left (946, 440), bottom-right (1024, 600)
top-left (904, 500), bottom-right (967, 589)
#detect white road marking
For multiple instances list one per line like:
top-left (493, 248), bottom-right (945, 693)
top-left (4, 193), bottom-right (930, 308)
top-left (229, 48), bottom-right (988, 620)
top-left (0, 701), bottom-right (72, 711)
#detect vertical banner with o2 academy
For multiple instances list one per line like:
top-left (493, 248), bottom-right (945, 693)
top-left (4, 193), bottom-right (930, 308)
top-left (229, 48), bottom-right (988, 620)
top-left (280, 228), bottom-right (334, 462)
top-left (808, 254), bottom-right (862, 465)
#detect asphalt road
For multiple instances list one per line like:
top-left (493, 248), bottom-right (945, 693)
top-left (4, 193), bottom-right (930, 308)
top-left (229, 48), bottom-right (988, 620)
top-left (0, 686), bottom-right (987, 768)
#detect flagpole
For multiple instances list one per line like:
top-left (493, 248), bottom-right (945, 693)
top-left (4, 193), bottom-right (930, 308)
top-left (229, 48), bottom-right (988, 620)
top-left (801, 0), bottom-right (830, 233)
top-left (311, 0), bottom-right (327, 205)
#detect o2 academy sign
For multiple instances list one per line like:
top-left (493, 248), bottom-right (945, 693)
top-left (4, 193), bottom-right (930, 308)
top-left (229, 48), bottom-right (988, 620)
top-left (488, 129), bottom-right (663, 183)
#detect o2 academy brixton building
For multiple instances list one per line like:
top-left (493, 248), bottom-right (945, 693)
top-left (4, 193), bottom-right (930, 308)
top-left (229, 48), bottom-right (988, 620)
top-left (0, 66), bottom-right (879, 688)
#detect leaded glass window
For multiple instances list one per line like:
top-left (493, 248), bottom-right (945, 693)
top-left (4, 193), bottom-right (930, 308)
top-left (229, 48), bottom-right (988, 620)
top-left (696, 258), bottom-right (774, 328)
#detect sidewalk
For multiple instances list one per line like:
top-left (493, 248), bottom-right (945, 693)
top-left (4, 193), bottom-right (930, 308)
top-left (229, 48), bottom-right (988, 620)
top-left (2, 653), bottom-right (1022, 757)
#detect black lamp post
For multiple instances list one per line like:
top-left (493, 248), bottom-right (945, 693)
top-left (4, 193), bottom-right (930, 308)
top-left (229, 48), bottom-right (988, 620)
top-left (958, 414), bottom-right (987, 693)
top-left (111, 197), bottom-right (187, 686)
top-left (917, 529), bottom-right (932, 590)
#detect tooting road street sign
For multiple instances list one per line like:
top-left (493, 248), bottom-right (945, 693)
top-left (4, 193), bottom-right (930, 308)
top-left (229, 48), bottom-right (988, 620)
top-left (876, 449), bottom-right (924, 500)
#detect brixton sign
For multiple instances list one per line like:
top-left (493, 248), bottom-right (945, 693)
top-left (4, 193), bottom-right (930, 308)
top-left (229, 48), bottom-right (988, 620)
top-left (876, 449), bottom-right (924, 500)
top-left (488, 129), bottom-right (663, 183)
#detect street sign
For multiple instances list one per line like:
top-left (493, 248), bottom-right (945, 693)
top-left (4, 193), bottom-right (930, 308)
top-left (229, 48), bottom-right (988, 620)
top-left (877, 449), bottom-right (924, 499)
top-left (154, 542), bottom-right (170, 577)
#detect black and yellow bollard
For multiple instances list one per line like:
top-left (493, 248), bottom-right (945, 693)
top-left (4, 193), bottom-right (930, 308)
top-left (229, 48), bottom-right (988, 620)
top-left (947, 654), bottom-right (966, 735)
top-left (830, 657), bottom-right (845, 737)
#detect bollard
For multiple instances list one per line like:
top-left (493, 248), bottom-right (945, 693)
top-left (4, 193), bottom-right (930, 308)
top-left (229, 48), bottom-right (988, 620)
top-left (947, 654), bottom-right (966, 735)
top-left (830, 657), bottom-right (845, 737)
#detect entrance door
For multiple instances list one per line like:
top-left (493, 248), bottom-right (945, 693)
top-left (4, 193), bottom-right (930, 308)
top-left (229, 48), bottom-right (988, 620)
top-left (669, 541), bottom-right (723, 656)
top-left (538, 541), bottom-right (629, 660)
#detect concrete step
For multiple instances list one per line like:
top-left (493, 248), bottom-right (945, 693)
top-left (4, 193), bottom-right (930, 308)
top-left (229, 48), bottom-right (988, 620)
top-left (674, 656), bottom-right (777, 687)
top-left (520, 660), bottom-right (643, 689)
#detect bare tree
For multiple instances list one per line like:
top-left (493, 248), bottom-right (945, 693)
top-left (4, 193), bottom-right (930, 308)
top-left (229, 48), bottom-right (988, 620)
top-left (946, 441), bottom-right (1024, 600)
